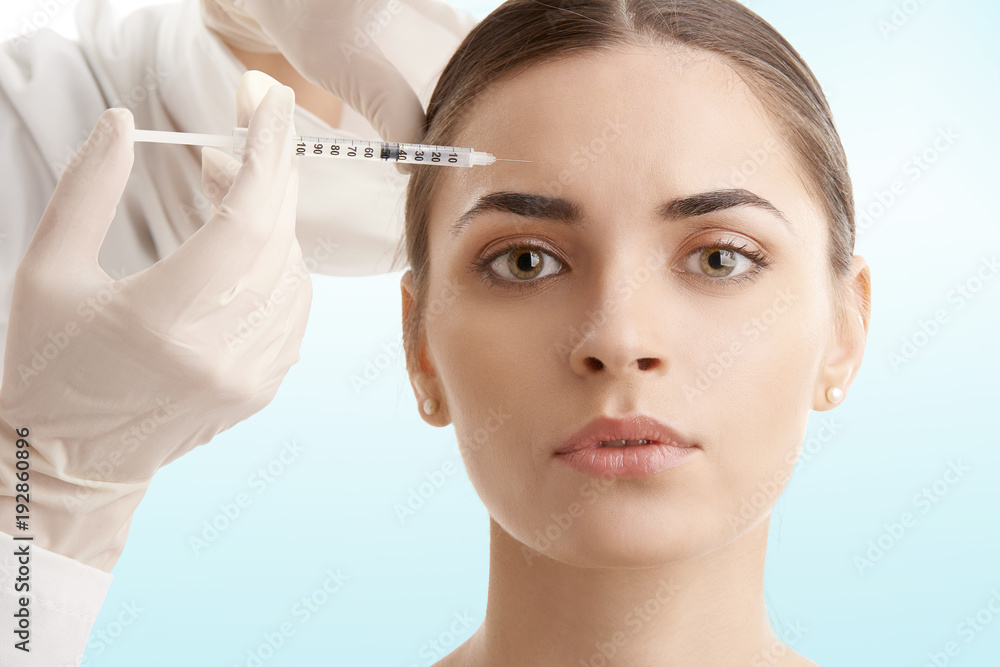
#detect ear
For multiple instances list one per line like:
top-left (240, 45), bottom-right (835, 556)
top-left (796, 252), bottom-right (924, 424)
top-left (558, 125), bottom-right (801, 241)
top-left (400, 269), bottom-right (450, 426)
top-left (814, 255), bottom-right (872, 410)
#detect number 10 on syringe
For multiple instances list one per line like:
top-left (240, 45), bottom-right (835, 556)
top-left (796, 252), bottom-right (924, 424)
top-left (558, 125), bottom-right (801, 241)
top-left (296, 136), bottom-right (486, 167)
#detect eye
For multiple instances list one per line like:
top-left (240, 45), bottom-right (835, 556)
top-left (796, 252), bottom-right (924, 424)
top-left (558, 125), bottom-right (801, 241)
top-left (680, 241), bottom-right (770, 284)
top-left (473, 240), bottom-right (565, 289)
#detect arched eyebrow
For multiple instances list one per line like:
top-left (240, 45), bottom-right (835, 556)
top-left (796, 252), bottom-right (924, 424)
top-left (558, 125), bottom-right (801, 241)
top-left (450, 192), bottom-right (579, 237)
top-left (449, 188), bottom-right (794, 238)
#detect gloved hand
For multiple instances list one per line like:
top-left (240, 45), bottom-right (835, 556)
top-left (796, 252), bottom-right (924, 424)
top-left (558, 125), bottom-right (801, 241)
top-left (0, 71), bottom-right (311, 572)
top-left (201, 0), bottom-right (478, 146)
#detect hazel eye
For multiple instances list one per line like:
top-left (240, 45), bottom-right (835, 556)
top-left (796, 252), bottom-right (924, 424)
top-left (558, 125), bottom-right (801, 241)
top-left (700, 247), bottom-right (744, 277)
top-left (681, 243), bottom-right (765, 281)
top-left (488, 244), bottom-right (563, 282)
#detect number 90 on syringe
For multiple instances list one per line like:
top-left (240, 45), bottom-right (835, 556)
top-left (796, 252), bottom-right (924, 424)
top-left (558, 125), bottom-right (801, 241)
top-left (293, 136), bottom-right (496, 167)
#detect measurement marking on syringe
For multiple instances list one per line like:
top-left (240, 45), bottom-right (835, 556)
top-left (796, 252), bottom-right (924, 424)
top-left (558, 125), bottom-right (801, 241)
top-left (131, 127), bottom-right (528, 168)
top-left (295, 138), bottom-right (465, 164)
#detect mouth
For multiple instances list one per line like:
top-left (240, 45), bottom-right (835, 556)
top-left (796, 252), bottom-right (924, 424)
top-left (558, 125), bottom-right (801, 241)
top-left (595, 440), bottom-right (655, 447)
top-left (555, 414), bottom-right (696, 455)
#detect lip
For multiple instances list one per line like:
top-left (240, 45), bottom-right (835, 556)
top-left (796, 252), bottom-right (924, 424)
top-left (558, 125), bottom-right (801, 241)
top-left (556, 415), bottom-right (696, 454)
top-left (554, 414), bottom-right (699, 478)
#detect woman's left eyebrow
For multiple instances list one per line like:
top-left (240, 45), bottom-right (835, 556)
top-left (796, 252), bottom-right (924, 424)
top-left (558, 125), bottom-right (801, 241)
top-left (450, 188), bottom-right (793, 238)
top-left (659, 188), bottom-right (794, 234)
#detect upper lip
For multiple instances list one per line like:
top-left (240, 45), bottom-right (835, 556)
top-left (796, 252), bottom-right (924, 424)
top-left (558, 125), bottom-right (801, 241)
top-left (555, 414), bottom-right (697, 454)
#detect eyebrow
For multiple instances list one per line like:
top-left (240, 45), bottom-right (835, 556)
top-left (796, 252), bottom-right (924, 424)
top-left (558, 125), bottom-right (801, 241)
top-left (449, 188), bottom-right (794, 238)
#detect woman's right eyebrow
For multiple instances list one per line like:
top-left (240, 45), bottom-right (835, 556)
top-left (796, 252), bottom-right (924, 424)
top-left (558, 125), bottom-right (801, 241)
top-left (450, 188), bottom-right (793, 239)
top-left (450, 191), bottom-right (579, 238)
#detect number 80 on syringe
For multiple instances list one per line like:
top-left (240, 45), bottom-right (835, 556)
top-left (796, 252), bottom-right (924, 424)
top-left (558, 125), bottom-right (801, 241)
top-left (293, 136), bottom-right (497, 167)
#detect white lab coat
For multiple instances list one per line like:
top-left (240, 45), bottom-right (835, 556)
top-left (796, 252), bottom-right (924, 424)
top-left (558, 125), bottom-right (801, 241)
top-left (0, 0), bottom-right (473, 663)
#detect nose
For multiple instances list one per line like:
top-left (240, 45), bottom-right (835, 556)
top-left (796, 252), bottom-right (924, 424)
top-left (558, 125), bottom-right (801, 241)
top-left (565, 256), bottom-right (670, 378)
top-left (572, 328), bottom-right (666, 376)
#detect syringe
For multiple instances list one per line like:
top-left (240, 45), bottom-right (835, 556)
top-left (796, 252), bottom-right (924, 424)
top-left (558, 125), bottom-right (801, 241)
top-left (132, 127), bottom-right (527, 168)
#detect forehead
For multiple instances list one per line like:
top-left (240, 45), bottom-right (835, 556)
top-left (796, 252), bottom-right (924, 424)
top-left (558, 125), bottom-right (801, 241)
top-left (457, 44), bottom-right (764, 159)
top-left (432, 43), bottom-right (819, 232)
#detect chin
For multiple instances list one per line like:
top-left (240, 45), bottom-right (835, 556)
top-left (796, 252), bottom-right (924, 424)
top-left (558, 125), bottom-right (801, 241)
top-left (509, 507), bottom-right (718, 569)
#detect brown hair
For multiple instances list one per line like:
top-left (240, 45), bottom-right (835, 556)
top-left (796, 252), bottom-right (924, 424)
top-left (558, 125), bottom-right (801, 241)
top-left (395, 0), bottom-right (857, 372)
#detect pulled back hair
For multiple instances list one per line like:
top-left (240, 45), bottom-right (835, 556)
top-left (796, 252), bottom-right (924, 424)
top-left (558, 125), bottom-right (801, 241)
top-left (396, 0), bottom-right (857, 373)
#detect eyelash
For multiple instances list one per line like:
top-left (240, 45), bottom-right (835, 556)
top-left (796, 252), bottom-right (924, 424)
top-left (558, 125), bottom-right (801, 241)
top-left (471, 239), bottom-right (561, 294)
top-left (471, 238), bottom-right (772, 292)
top-left (693, 239), bottom-right (772, 287)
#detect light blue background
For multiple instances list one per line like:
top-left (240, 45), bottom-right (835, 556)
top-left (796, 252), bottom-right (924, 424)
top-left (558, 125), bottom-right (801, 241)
top-left (4, 0), bottom-right (999, 665)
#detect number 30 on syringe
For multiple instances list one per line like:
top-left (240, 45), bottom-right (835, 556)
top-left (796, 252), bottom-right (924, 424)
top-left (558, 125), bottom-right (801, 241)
top-left (294, 141), bottom-right (460, 163)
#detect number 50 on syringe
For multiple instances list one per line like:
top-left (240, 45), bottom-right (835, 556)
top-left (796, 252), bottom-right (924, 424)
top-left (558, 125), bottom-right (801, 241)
top-left (298, 136), bottom-right (462, 165)
top-left (133, 127), bottom-right (529, 168)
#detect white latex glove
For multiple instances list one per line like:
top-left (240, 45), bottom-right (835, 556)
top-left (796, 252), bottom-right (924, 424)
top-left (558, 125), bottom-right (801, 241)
top-left (0, 72), bottom-right (311, 572)
top-left (201, 0), bottom-right (478, 146)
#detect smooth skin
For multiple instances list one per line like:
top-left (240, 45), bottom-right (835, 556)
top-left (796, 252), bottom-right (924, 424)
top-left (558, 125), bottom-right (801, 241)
top-left (402, 43), bottom-right (870, 666)
top-left (225, 43), bottom-right (344, 129)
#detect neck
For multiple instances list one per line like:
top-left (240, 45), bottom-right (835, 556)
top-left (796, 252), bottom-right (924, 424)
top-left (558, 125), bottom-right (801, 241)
top-left (442, 515), bottom-right (812, 667)
top-left (223, 43), bottom-right (343, 130)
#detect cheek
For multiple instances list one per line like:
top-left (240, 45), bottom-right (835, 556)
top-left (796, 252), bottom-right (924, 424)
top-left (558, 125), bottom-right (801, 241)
top-left (680, 278), bottom-right (832, 527)
top-left (424, 286), bottom-right (556, 503)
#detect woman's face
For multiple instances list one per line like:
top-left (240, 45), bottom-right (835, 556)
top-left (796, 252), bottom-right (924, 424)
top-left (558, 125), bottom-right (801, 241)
top-left (408, 44), bottom-right (848, 567)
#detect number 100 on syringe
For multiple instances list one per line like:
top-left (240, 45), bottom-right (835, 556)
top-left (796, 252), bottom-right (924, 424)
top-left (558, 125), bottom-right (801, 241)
top-left (295, 136), bottom-right (488, 167)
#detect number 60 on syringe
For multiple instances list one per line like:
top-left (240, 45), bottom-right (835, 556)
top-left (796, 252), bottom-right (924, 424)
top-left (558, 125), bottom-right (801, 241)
top-left (296, 137), bottom-right (462, 165)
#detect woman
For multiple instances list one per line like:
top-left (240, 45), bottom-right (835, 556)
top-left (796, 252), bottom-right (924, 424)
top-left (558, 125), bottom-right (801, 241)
top-left (398, 0), bottom-right (871, 664)
top-left (0, 0), bottom-right (871, 663)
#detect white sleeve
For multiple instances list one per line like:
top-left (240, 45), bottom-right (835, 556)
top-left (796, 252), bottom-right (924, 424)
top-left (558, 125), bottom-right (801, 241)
top-left (0, 26), bottom-right (109, 369)
top-left (0, 53), bottom-right (58, 371)
top-left (0, 530), bottom-right (113, 665)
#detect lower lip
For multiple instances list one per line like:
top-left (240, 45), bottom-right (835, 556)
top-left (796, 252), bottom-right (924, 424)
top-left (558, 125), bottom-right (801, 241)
top-left (555, 442), bottom-right (699, 478)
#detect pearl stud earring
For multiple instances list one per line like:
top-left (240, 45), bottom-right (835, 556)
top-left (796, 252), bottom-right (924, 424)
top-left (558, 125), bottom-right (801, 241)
top-left (826, 386), bottom-right (844, 404)
top-left (422, 398), bottom-right (439, 415)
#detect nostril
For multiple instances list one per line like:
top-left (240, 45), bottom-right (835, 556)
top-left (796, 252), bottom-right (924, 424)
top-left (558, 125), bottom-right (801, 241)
top-left (636, 357), bottom-right (659, 371)
top-left (585, 357), bottom-right (605, 371)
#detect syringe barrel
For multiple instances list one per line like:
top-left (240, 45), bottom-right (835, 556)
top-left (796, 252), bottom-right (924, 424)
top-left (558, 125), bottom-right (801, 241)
top-left (230, 128), bottom-right (493, 167)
